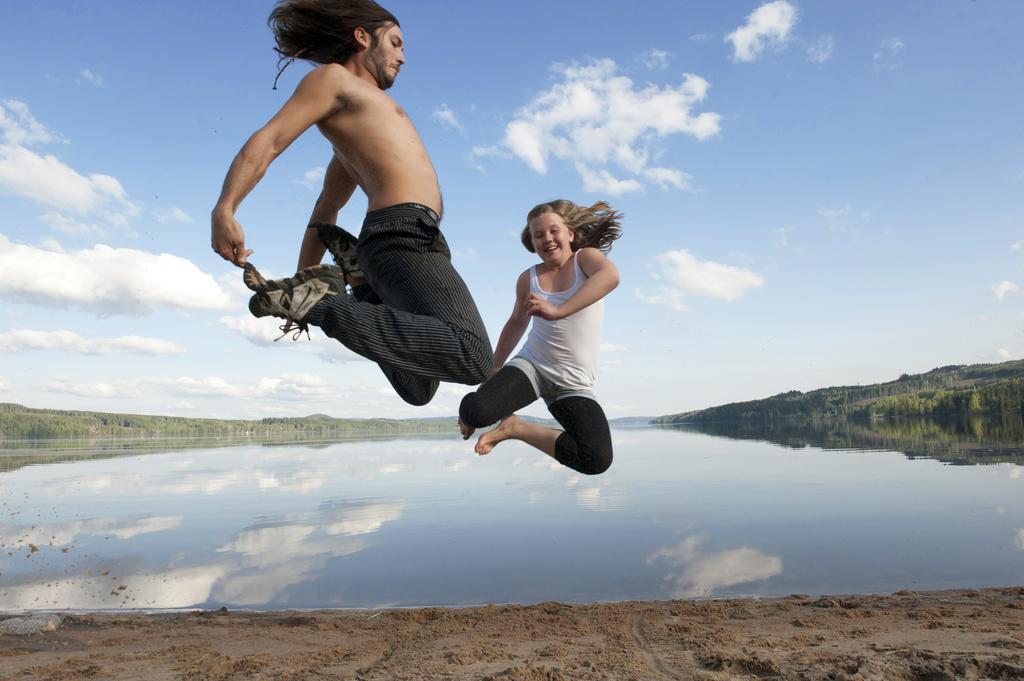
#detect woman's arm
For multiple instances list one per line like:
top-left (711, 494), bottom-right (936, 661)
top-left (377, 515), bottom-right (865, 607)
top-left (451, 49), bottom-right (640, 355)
top-left (490, 270), bottom-right (532, 372)
top-left (527, 248), bottom-right (619, 320)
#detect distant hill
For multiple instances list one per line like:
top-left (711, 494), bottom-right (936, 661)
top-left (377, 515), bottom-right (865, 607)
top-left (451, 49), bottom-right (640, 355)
top-left (0, 402), bottom-right (657, 440)
top-left (608, 416), bottom-right (656, 426)
top-left (665, 414), bottom-right (1024, 467)
top-left (653, 359), bottom-right (1024, 424)
top-left (0, 403), bottom-right (457, 440)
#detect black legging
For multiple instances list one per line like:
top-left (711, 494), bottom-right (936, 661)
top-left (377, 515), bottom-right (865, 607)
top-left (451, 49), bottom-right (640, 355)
top-left (459, 366), bottom-right (613, 475)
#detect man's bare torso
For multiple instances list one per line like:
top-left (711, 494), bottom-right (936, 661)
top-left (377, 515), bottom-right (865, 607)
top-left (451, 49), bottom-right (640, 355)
top-left (316, 65), bottom-right (441, 216)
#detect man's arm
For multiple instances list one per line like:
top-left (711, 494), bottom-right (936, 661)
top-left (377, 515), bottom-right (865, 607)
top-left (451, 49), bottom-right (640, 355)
top-left (211, 65), bottom-right (349, 266)
top-left (527, 248), bottom-right (619, 320)
top-left (491, 270), bottom-right (532, 372)
top-left (295, 156), bottom-right (358, 270)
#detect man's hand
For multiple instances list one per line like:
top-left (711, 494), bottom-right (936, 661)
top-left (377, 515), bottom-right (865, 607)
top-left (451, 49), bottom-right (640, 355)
top-left (211, 210), bottom-right (254, 267)
top-left (526, 293), bottom-right (562, 320)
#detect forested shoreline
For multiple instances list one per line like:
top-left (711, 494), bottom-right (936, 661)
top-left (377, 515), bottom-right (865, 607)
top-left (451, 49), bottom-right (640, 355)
top-left (653, 359), bottom-right (1024, 424)
top-left (8, 359), bottom-right (1024, 439)
top-left (664, 413), bottom-right (1024, 466)
top-left (0, 403), bottom-right (454, 440)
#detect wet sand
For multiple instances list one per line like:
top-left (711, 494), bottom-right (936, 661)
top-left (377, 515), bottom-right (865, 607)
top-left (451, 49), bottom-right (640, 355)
top-left (1, 587), bottom-right (1022, 680)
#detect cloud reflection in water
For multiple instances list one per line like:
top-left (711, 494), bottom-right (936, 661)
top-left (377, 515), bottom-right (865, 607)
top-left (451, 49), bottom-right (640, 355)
top-left (647, 535), bottom-right (783, 598)
top-left (0, 498), bottom-right (406, 610)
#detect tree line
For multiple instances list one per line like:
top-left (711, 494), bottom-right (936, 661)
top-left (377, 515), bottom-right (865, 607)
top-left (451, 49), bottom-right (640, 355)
top-left (0, 403), bottom-right (454, 440)
top-left (653, 359), bottom-right (1024, 424)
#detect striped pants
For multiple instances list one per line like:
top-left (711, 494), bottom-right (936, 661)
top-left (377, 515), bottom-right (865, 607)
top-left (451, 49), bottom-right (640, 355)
top-left (305, 203), bottom-right (492, 405)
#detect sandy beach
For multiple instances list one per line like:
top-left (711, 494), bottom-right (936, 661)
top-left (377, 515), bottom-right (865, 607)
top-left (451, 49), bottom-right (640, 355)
top-left (1, 587), bottom-right (1022, 680)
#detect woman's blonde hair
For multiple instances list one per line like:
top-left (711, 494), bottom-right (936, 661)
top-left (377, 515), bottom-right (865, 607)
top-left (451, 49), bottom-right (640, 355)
top-left (521, 200), bottom-right (623, 254)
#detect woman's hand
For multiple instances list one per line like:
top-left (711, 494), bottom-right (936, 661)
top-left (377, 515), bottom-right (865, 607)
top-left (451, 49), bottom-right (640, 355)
top-left (526, 293), bottom-right (562, 320)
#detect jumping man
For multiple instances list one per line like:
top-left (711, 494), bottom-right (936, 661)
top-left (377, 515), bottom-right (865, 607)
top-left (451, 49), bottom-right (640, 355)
top-left (211, 0), bottom-right (492, 405)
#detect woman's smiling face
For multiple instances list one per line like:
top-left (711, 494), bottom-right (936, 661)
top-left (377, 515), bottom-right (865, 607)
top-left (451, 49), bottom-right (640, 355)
top-left (529, 211), bottom-right (575, 265)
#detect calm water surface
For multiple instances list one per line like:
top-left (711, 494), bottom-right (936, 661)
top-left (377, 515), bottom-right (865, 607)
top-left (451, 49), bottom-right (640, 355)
top-left (1, 427), bottom-right (1022, 611)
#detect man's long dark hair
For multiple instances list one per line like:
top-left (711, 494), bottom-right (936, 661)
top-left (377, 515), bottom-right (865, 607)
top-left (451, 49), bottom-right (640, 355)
top-left (268, 0), bottom-right (399, 66)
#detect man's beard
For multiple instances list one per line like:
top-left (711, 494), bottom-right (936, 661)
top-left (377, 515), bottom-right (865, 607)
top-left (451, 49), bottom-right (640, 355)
top-left (367, 46), bottom-right (396, 90)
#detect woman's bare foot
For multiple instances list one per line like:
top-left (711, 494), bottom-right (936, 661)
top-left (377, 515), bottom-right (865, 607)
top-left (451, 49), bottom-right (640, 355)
top-left (475, 415), bottom-right (520, 455)
top-left (458, 418), bottom-right (475, 440)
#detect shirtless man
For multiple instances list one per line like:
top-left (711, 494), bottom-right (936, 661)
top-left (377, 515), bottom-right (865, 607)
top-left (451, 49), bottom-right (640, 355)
top-left (211, 0), bottom-right (492, 406)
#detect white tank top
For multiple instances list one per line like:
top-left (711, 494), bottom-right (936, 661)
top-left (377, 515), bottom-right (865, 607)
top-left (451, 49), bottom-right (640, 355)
top-left (517, 252), bottom-right (603, 390)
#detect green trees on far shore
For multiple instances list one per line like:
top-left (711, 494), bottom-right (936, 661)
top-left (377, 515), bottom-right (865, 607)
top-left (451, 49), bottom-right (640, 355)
top-left (653, 359), bottom-right (1024, 425)
top-left (0, 403), bottom-right (454, 440)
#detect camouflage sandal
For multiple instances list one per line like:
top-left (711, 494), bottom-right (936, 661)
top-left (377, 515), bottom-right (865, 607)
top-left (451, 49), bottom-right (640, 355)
top-left (313, 223), bottom-right (363, 281)
top-left (243, 263), bottom-right (346, 340)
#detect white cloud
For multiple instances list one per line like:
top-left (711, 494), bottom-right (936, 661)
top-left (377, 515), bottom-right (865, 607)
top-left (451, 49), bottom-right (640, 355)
top-left (998, 349), bottom-right (1018, 361)
top-left (0, 329), bottom-right (184, 356)
top-left (1012, 241), bottom-right (1024, 252)
top-left (640, 48), bottom-right (671, 70)
top-left (77, 68), bottom-right (105, 87)
top-left (648, 535), bottom-right (783, 597)
top-left (470, 145), bottom-right (509, 160)
top-left (577, 164), bottom-right (644, 195)
top-left (45, 373), bottom-right (345, 402)
top-left (726, 1), bottom-right (798, 63)
top-left (819, 205), bottom-right (851, 220)
top-left (0, 234), bottom-right (234, 314)
top-left (0, 100), bottom-right (138, 225)
top-left (40, 211), bottom-right (107, 238)
top-left (819, 204), bottom-right (854, 232)
top-left (493, 59), bottom-right (719, 195)
top-left (806, 35), bottom-right (835, 63)
top-left (1015, 529), bottom-right (1024, 551)
top-left (45, 379), bottom-right (125, 398)
top-left (878, 37), bottom-right (905, 55)
top-left (251, 373), bottom-right (343, 400)
top-left (600, 343), bottom-right (627, 353)
top-left (294, 165), bottom-right (325, 190)
top-left (0, 144), bottom-right (133, 215)
top-left (184, 375), bottom-right (274, 398)
top-left (873, 37), bottom-right (904, 71)
top-left (219, 314), bottom-right (364, 363)
top-left (772, 225), bottom-right (794, 247)
top-left (689, 33), bottom-right (714, 43)
top-left (637, 249), bottom-right (764, 311)
top-left (432, 103), bottom-right (463, 131)
top-left (451, 245), bottom-right (479, 262)
top-left (216, 271), bottom-right (256, 308)
top-left (467, 144), bottom-right (512, 175)
top-left (0, 377), bottom-right (8, 391)
top-left (993, 281), bottom-right (1019, 301)
top-left (221, 314), bottom-right (292, 346)
top-left (0, 99), bottom-right (58, 146)
top-left (642, 166), bottom-right (693, 191)
top-left (154, 206), bottom-right (193, 224)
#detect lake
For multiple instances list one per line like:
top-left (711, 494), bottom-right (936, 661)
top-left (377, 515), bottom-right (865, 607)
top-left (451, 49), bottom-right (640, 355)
top-left (1, 420), bottom-right (1022, 611)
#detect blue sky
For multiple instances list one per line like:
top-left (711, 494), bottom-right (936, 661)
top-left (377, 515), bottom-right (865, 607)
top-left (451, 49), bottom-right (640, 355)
top-left (1, 1), bottom-right (1022, 420)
